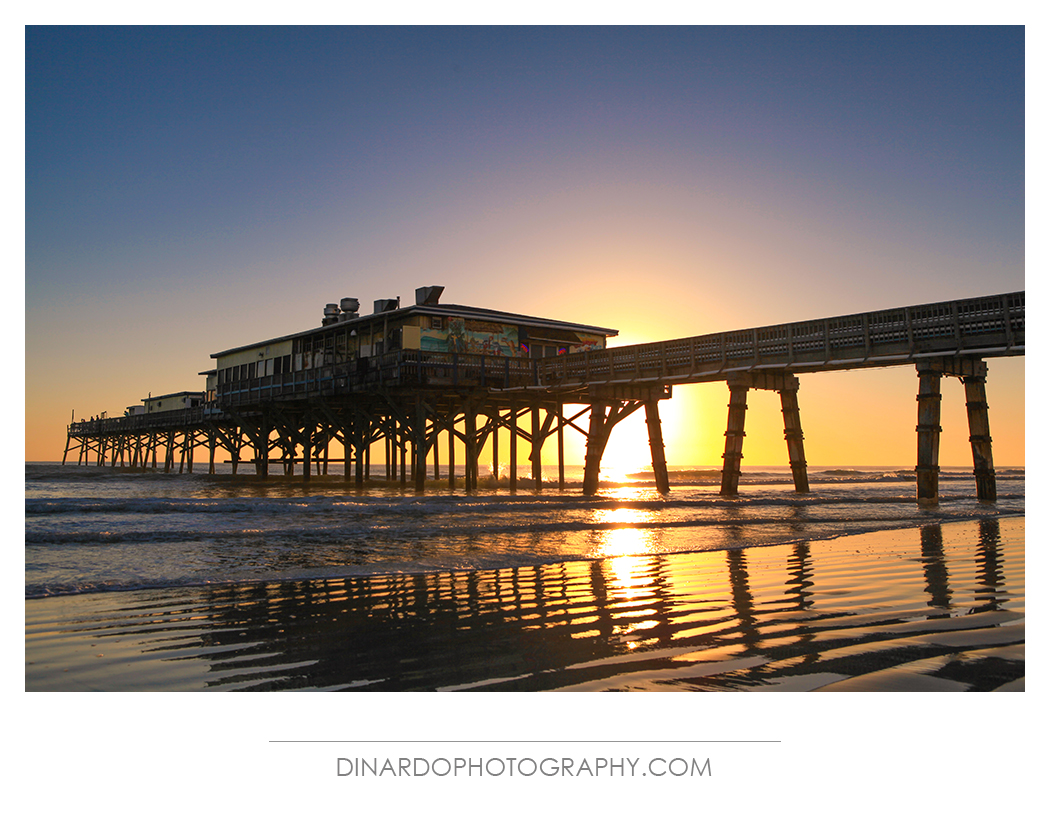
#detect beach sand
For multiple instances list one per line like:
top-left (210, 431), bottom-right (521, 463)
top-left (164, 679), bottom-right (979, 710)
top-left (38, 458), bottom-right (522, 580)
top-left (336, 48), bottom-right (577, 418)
top-left (25, 516), bottom-right (1024, 692)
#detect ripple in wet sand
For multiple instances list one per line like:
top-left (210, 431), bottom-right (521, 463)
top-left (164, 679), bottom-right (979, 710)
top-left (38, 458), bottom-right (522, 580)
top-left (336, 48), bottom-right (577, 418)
top-left (25, 517), bottom-right (1024, 691)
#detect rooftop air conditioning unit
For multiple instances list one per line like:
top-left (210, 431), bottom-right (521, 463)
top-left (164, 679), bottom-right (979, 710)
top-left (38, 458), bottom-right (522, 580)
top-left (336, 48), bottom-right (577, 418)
top-left (415, 286), bottom-right (444, 306)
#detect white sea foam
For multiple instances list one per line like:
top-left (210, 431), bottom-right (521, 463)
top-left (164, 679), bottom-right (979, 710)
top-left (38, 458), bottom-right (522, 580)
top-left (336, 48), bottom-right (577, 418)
top-left (24, 462), bottom-right (1024, 598)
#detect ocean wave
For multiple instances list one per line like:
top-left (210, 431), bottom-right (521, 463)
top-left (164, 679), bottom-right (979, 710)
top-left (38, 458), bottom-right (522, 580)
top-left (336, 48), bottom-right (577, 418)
top-left (26, 511), bottom-right (1023, 600)
top-left (25, 488), bottom-right (1025, 522)
top-left (25, 501), bottom-right (1018, 547)
top-left (24, 462), bottom-right (1025, 601)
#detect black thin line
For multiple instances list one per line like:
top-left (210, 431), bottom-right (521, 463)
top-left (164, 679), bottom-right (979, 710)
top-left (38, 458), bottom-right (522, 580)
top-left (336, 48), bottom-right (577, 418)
top-left (269, 740), bottom-right (781, 744)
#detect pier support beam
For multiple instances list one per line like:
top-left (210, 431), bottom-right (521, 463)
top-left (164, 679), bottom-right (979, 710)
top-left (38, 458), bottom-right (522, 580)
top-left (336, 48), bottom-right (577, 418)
top-left (582, 386), bottom-right (666, 496)
top-left (448, 418), bottom-right (456, 490)
top-left (465, 406), bottom-right (479, 491)
top-left (302, 415), bottom-right (313, 482)
top-left (778, 380), bottom-right (809, 493)
top-left (582, 398), bottom-right (646, 496)
top-left (915, 364), bottom-right (943, 505)
top-left (433, 423), bottom-right (441, 481)
top-left (644, 400), bottom-right (670, 494)
top-left (915, 357), bottom-right (997, 505)
top-left (719, 382), bottom-right (749, 497)
top-left (413, 399), bottom-right (428, 493)
top-left (583, 404), bottom-right (613, 496)
top-left (342, 417), bottom-right (353, 483)
top-left (529, 406), bottom-right (556, 491)
top-left (557, 404), bottom-right (566, 489)
top-left (509, 401), bottom-right (518, 492)
top-left (719, 372), bottom-right (808, 497)
top-left (490, 410), bottom-right (499, 483)
top-left (531, 405), bottom-right (543, 489)
top-left (964, 369), bottom-right (996, 502)
top-left (255, 421), bottom-right (270, 478)
top-left (356, 414), bottom-right (368, 485)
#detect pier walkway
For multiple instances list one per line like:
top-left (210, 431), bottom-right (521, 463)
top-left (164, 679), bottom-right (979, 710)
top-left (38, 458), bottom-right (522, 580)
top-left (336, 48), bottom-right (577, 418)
top-left (64, 291), bottom-right (1024, 504)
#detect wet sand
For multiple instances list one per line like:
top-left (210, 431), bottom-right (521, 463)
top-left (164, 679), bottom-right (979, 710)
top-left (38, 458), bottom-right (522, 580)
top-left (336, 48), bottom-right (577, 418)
top-left (25, 517), bottom-right (1024, 691)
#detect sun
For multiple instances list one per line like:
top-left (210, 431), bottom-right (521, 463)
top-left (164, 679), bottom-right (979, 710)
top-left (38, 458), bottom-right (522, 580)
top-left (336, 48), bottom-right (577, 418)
top-left (599, 411), bottom-right (659, 481)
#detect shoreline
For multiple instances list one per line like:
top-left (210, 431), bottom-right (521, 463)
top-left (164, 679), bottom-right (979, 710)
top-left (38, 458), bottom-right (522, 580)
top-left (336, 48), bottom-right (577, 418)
top-left (25, 510), bottom-right (1025, 601)
top-left (26, 516), bottom-right (1024, 692)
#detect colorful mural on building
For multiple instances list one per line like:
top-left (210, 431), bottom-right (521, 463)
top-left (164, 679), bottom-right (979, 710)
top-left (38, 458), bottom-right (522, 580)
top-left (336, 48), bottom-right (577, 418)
top-left (419, 320), bottom-right (607, 357)
top-left (421, 319), bottom-right (521, 357)
top-left (571, 333), bottom-right (606, 353)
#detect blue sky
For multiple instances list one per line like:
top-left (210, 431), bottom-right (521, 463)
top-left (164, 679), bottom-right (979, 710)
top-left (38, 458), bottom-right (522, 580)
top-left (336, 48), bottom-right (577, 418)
top-left (25, 26), bottom-right (1025, 463)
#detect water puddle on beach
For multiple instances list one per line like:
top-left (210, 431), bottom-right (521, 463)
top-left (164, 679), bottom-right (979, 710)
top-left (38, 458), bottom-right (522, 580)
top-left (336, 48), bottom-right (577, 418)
top-left (25, 517), bottom-right (1024, 691)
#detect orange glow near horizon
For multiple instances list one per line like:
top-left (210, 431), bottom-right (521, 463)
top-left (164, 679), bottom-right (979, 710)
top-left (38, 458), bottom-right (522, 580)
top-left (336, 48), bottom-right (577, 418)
top-left (24, 221), bottom-right (1025, 468)
top-left (23, 251), bottom-right (1025, 470)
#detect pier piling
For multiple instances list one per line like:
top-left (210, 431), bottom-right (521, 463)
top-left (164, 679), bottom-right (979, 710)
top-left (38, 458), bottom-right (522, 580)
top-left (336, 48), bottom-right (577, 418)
top-left (61, 292), bottom-right (1020, 505)
top-left (964, 372), bottom-right (996, 502)
top-left (719, 381), bottom-right (749, 497)
top-left (644, 400), bottom-right (670, 494)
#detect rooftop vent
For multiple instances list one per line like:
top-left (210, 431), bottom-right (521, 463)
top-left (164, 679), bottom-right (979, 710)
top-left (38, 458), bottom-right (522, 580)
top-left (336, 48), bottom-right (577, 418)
top-left (415, 286), bottom-right (444, 306)
top-left (374, 298), bottom-right (400, 314)
top-left (322, 303), bottom-right (340, 326)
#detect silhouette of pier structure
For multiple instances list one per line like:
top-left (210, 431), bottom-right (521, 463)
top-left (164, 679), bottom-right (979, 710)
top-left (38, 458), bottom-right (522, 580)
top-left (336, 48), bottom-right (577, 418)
top-left (63, 290), bottom-right (1023, 505)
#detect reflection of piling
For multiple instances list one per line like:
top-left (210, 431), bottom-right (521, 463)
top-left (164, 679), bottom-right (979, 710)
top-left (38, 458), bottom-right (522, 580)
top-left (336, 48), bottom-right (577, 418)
top-left (786, 543), bottom-right (814, 610)
top-left (975, 518), bottom-right (1005, 612)
top-left (726, 549), bottom-right (761, 651)
top-left (919, 524), bottom-right (952, 613)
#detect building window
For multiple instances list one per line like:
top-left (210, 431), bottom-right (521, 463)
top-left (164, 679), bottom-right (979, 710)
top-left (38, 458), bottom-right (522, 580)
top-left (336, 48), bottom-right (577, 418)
top-left (430, 317), bottom-right (444, 330)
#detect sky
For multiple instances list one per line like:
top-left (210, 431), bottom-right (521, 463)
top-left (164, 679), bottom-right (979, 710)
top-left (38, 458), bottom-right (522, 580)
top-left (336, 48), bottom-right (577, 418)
top-left (24, 25), bottom-right (1025, 467)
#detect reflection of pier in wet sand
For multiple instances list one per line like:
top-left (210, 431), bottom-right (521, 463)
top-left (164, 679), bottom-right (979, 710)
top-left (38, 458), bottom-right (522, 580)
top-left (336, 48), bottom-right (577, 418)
top-left (25, 518), bottom-right (1023, 691)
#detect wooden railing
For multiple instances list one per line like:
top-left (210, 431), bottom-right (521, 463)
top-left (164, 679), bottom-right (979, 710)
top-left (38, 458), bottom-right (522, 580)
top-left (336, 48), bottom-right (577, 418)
top-left (536, 291), bottom-right (1024, 388)
top-left (69, 407), bottom-right (208, 437)
top-left (213, 350), bottom-right (542, 408)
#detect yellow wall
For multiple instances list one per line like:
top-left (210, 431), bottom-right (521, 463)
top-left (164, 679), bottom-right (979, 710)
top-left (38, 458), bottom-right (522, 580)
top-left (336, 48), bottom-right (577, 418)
top-left (215, 340), bottom-right (294, 371)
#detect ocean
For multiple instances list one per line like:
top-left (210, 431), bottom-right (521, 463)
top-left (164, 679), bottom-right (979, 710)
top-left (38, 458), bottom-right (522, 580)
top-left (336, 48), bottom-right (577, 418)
top-left (25, 461), bottom-right (1024, 599)
top-left (25, 461), bottom-right (1025, 691)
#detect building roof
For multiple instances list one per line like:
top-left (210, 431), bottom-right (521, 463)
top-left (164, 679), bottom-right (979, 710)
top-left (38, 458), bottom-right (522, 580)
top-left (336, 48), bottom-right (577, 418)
top-left (141, 391), bottom-right (206, 403)
top-left (211, 301), bottom-right (619, 359)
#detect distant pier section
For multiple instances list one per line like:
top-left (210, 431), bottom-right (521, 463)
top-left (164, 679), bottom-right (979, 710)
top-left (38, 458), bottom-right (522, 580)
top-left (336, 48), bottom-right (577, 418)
top-left (64, 289), bottom-right (1024, 504)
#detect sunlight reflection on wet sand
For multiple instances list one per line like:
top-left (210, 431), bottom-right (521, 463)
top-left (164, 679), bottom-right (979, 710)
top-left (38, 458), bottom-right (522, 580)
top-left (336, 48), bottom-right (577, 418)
top-left (25, 517), bottom-right (1023, 691)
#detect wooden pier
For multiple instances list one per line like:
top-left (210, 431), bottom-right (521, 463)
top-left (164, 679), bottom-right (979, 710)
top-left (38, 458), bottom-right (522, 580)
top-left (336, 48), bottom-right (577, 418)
top-left (64, 291), bottom-right (1024, 504)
